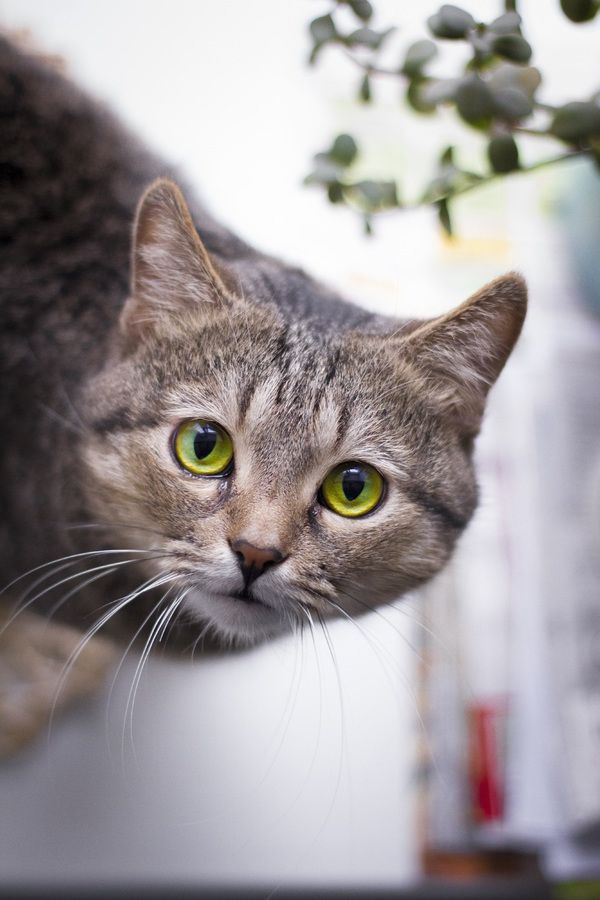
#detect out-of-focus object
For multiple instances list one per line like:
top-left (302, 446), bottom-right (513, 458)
top-left (417, 187), bottom-right (600, 884)
top-left (0, 607), bottom-right (115, 757)
top-left (560, 159), bottom-right (600, 317)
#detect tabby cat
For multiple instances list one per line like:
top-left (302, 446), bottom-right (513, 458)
top-left (0, 37), bottom-right (526, 647)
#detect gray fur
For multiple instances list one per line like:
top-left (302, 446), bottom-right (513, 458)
top-left (0, 39), bottom-right (527, 646)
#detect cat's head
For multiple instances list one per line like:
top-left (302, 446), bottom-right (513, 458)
top-left (81, 179), bottom-right (526, 646)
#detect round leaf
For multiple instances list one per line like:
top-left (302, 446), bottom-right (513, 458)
top-left (560, 0), bottom-right (598, 22)
top-left (491, 34), bottom-right (532, 63)
top-left (348, 0), bottom-right (373, 21)
top-left (488, 63), bottom-right (541, 98)
top-left (310, 14), bottom-right (337, 45)
top-left (327, 182), bottom-right (345, 204)
top-left (330, 134), bottom-right (359, 166)
top-left (406, 78), bottom-right (438, 114)
top-left (348, 180), bottom-right (399, 210)
top-left (402, 39), bottom-right (438, 77)
top-left (488, 134), bottom-right (520, 172)
top-left (346, 27), bottom-right (394, 50)
top-left (551, 101), bottom-right (600, 141)
top-left (455, 75), bottom-right (495, 124)
top-left (488, 12), bottom-right (522, 34)
top-left (492, 87), bottom-right (533, 120)
top-left (428, 4), bottom-right (476, 39)
top-left (305, 153), bottom-right (344, 185)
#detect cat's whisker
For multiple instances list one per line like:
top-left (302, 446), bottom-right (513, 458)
top-left (388, 598), bottom-right (453, 658)
top-left (313, 611), bottom-right (346, 842)
top-left (156, 585), bottom-right (191, 647)
top-left (44, 564), bottom-right (122, 626)
top-left (295, 604), bottom-right (325, 797)
top-left (342, 589), bottom-right (424, 658)
top-left (339, 586), bottom-right (442, 663)
top-left (319, 593), bottom-right (410, 704)
top-left (331, 590), bottom-right (439, 774)
top-left (56, 378), bottom-right (89, 434)
top-left (1, 554), bottom-right (172, 635)
top-left (48, 571), bottom-right (178, 740)
top-left (255, 612), bottom-right (305, 790)
top-left (104, 574), bottom-right (184, 747)
top-left (123, 589), bottom-right (185, 767)
top-left (39, 402), bottom-right (86, 436)
top-left (0, 548), bottom-right (163, 598)
top-left (61, 520), bottom-right (177, 542)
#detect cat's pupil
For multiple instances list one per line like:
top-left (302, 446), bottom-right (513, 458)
top-left (193, 424), bottom-right (217, 459)
top-left (342, 467), bottom-right (366, 502)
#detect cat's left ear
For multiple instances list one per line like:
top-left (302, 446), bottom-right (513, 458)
top-left (121, 178), bottom-right (230, 341)
top-left (396, 273), bottom-right (527, 436)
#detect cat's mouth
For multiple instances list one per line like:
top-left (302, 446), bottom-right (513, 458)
top-left (182, 583), bottom-right (287, 644)
top-left (228, 588), bottom-right (266, 606)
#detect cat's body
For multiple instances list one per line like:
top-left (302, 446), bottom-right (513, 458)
top-left (0, 38), bottom-right (526, 646)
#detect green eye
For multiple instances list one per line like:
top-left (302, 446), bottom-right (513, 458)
top-left (320, 462), bottom-right (384, 518)
top-left (173, 420), bottom-right (233, 476)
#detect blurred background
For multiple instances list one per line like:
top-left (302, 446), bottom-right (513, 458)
top-left (0, 1), bottom-right (599, 897)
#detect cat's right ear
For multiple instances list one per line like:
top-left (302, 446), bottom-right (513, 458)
top-left (120, 178), bottom-right (230, 342)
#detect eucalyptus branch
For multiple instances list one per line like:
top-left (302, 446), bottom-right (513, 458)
top-left (305, 1), bottom-right (600, 234)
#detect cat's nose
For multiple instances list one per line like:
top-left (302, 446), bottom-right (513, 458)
top-left (229, 539), bottom-right (286, 587)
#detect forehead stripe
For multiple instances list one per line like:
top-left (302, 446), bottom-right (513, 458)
top-left (90, 409), bottom-right (162, 434)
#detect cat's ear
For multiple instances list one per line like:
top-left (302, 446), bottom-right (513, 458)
top-left (121, 178), bottom-right (229, 340)
top-left (398, 273), bottom-right (527, 436)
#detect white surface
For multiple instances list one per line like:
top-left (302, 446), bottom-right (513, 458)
top-left (0, 615), bottom-right (419, 886)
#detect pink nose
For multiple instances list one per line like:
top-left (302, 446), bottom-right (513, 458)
top-left (230, 539), bottom-right (286, 586)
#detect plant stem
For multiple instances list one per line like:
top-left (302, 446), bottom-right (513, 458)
top-left (342, 48), bottom-right (399, 77)
top-left (342, 148), bottom-right (587, 219)
top-left (445, 149), bottom-right (586, 202)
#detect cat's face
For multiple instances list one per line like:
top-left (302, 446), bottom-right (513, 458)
top-left (81, 180), bottom-right (526, 646)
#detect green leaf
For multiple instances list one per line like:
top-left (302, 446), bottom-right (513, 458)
top-left (327, 182), bottom-right (345, 204)
top-left (455, 75), bottom-right (495, 125)
top-left (330, 134), bottom-right (359, 166)
top-left (551, 101), bottom-right (600, 141)
top-left (491, 34), bottom-right (532, 63)
top-left (488, 63), bottom-right (541, 99)
top-left (406, 78), bottom-right (438, 114)
top-left (305, 153), bottom-right (344, 185)
top-left (420, 77), bottom-right (461, 105)
top-left (346, 26), bottom-right (394, 50)
top-left (437, 198), bottom-right (453, 236)
top-left (310, 14), bottom-right (337, 45)
top-left (560, 0), bottom-right (599, 23)
top-left (428, 4), bottom-right (476, 40)
top-left (348, 180), bottom-right (399, 211)
top-left (492, 87), bottom-right (533, 120)
top-left (401, 39), bottom-right (438, 77)
top-left (488, 11), bottom-right (522, 34)
top-left (359, 73), bottom-right (372, 102)
top-left (347, 0), bottom-right (374, 21)
top-left (488, 134), bottom-right (520, 172)
top-left (440, 145), bottom-right (455, 166)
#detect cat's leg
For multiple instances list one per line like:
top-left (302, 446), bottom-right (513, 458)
top-left (0, 602), bottom-right (115, 757)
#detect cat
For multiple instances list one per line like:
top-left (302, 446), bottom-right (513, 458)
top-left (0, 36), bottom-right (526, 648)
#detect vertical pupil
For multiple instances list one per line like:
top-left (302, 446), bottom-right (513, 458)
top-left (193, 425), bottom-right (218, 459)
top-left (341, 467), bottom-right (366, 502)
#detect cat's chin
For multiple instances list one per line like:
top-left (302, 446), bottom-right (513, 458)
top-left (184, 589), bottom-right (291, 647)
